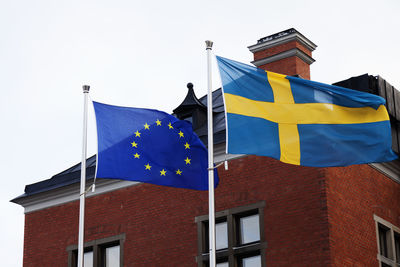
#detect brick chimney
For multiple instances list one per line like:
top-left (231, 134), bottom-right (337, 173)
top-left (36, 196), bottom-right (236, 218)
top-left (248, 28), bottom-right (317, 79)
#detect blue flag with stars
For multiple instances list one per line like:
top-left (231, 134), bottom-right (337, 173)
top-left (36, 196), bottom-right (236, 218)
top-left (93, 101), bottom-right (218, 190)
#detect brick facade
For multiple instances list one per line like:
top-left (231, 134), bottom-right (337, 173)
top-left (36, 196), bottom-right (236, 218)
top-left (326, 165), bottom-right (400, 266)
top-left (253, 40), bottom-right (313, 79)
top-left (258, 57), bottom-right (312, 80)
top-left (253, 40), bottom-right (313, 61)
top-left (22, 156), bottom-right (400, 266)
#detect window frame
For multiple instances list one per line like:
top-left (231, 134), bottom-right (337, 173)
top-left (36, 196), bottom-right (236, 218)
top-left (195, 202), bottom-right (267, 267)
top-left (374, 215), bottom-right (400, 267)
top-left (67, 233), bottom-right (125, 267)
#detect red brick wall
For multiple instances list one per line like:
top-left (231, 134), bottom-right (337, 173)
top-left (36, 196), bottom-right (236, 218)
top-left (252, 40), bottom-right (312, 79)
top-left (23, 155), bottom-right (331, 267)
top-left (221, 156), bottom-right (330, 266)
top-left (325, 165), bottom-right (400, 267)
top-left (23, 156), bottom-right (400, 266)
top-left (258, 57), bottom-right (311, 80)
top-left (253, 41), bottom-right (312, 61)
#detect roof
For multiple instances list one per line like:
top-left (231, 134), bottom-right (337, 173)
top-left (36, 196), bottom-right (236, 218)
top-left (11, 87), bottom-right (226, 201)
top-left (12, 75), bottom-right (400, 202)
top-left (196, 88), bottom-right (226, 145)
top-left (11, 155), bottom-right (97, 202)
top-left (173, 83), bottom-right (207, 114)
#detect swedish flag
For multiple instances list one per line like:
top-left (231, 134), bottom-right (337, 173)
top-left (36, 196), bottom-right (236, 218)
top-left (93, 102), bottom-right (217, 190)
top-left (216, 56), bottom-right (397, 167)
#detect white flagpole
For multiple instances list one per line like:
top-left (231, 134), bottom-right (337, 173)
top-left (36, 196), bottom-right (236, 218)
top-left (205, 40), bottom-right (216, 267)
top-left (77, 85), bottom-right (90, 267)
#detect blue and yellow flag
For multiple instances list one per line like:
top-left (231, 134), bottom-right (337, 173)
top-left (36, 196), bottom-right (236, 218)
top-left (93, 102), bottom-right (218, 190)
top-left (216, 56), bottom-right (397, 167)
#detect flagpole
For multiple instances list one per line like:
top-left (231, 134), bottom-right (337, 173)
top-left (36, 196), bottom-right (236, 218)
top-left (78, 85), bottom-right (90, 267)
top-left (205, 40), bottom-right (216, 267)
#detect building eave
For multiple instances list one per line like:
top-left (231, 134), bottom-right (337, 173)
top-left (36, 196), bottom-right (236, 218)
top-left (12, 178), bottom-right (138, 214)
top-left (11, 143), bottom-right (243, 214)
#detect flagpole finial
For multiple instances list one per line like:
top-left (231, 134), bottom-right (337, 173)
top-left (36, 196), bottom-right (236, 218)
top-left (205, 40), bottom-right (213, 50)
top-left (82, 85), bottom-right (90, 93)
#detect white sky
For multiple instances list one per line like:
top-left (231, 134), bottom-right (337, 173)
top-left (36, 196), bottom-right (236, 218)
top-left (1, 0), bottom-right (399, 265)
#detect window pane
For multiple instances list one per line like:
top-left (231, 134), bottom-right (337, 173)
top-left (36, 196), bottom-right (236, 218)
top-left (395, 232), bottom-right (400, 263)
top-left (216, 221), bottom-right (228, 250)
top-left (83, 251), bottom-right (93, 267)
top-left (184, 116), bottom-right (193, 123)
top-left (105, 245), bottom-right (120, 267)
top-left (242, 255), bottom-right (261, 267)
top-left (216, 262), bottom-right (229, 267)
top-left (240, 214), bottom-right (260, 244)
top-left (379, 225), bottom-right (389, 257)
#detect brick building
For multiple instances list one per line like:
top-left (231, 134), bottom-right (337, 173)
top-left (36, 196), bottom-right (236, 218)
top-left (12, 29), bottom-right (400, 267)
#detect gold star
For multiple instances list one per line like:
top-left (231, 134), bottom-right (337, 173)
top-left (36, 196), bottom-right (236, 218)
top-left (168, 122), bottom-right (174, 129)
top-left (184, 157), bottom-right (191, 165)
top-left (131, 141), bottom-right (138, 148)
top-left (178, 131), bottom-right (184, 138)
top-left (145, 163), bottom-right (152, 170)
top-left (144, 123), bottom-right (150, 130)
top-left (184, 142), bottom-right (190, 149)
top-left (156, 119), bottom-right (162, 126)
top-left (134, 130), bottom-right (141, 137)
top-left (160, 169), bottom-right (166, 176)
top-left (134, 153), bottom-right (140, 159)
top-left (176, 169), bottom-right (182, 175)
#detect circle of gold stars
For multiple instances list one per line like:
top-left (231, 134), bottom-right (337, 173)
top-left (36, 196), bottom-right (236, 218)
top-left (131, 119), bottom-right (192, 176)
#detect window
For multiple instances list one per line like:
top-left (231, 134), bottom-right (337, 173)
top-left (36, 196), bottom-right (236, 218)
top-left (395, 233), bottom-right (400, 265)
top-left (67, 234), bottom-right (125, 267)
top-left (241, 254), bottom-right (262, 267)
top-left (104, 245), bottom-right (120, 267)
top-left (375, 215), bottom-right (400, 267)
top-left (196, 202), bottom-right (266, 267)
top-left (84, 251), bottom-right (94, 267)
top-left (216, 221), bottom-right (228, 250)
top-left (238, 214), bottom-right (260, 244)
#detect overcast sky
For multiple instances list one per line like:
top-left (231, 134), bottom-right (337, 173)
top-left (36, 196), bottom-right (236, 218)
top-left (1, 0), bottom-right (399, 265)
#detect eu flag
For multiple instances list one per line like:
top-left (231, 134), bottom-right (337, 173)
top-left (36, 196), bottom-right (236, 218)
top-left (216, 56), bottom-right (397, 167)
top-left (93, 102), bottom-right (218, 190)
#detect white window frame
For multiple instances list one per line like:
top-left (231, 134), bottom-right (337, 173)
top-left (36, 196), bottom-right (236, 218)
top-left (374, 215), bottom-right (400, 267)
